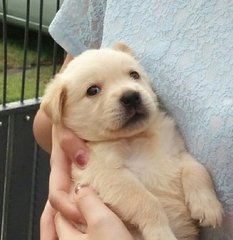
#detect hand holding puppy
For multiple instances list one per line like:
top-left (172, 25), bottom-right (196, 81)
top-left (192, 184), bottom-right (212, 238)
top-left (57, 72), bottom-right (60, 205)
top-left (34, 55), bottom-right (90, 239)
top-left (40, 124), bottom-right (88, 240)
top-left (49, 124), bottom-right (88, 221)
top-left (55, 186), bottom-right (134, 240)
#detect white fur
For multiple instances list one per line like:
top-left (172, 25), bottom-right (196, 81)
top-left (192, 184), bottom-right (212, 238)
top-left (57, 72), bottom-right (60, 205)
top-left (41, 44), bottom-right (224, 240)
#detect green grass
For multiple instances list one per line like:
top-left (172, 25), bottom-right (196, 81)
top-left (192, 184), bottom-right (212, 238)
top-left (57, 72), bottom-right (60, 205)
top-left (4, 66), bottom-right (53, 102)
top-left (0, 26), bottom-right (63, 104)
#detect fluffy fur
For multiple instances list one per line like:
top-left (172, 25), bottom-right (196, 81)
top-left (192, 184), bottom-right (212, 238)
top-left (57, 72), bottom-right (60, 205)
top-left (41, 43), bottom-right (224, 240)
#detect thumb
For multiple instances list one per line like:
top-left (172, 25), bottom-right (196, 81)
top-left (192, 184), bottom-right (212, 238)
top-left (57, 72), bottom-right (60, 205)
top-left (54, 124), bottom-right (88, 168)
top-left (74, 186), bottom-right (113, 226)
top-left (55, 213), bottom-right (83, 240)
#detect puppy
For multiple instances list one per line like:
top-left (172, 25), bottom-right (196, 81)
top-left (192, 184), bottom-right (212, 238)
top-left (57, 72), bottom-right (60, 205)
top-left (41, 43), bottom-right (224, 240)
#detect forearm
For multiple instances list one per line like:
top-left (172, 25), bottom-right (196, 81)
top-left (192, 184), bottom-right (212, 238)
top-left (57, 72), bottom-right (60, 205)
top-left (33, 109), bottom-right (52, 153)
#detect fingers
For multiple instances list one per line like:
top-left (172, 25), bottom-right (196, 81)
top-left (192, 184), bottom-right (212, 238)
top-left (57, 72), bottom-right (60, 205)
top-left (74, 186), bottom-right (115, 227)
top-left (49, 126), bottom-right (85, 223)
top-left (55, 213), bottom-right (84, 240)
top-left (53, 124), bottom-right (88, 168)
top-left (49, 160), bottom-right (85, 223)
top-left (49, 189), bottom-right (85, 224)
top-left (73, 187), bottom-right (134, 240)
top-left (40, 200), bottom-right (58, 240)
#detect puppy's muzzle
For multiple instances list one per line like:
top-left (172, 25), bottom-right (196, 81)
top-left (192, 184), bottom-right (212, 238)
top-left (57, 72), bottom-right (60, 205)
top-left (120, 91), bottom-right (148, 128)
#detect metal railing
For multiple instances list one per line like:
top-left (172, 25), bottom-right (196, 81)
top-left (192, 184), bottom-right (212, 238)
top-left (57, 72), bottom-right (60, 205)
top-left (1, 0), bottom-right (63, 108)
top-left (0, 1), bottom-right (63, 239)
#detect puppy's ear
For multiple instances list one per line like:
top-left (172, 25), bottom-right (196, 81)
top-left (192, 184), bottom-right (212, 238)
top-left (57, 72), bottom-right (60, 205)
top-left (40, 75), bottom-right (67, 124)
top-left (112, 42), bottom-right (135, 57)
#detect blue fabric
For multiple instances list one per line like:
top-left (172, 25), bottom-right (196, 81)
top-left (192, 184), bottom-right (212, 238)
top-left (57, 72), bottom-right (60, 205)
top-left (49, 0), bottom-right (106, 56)
top-left (49, 0), bottom-right (233, 239)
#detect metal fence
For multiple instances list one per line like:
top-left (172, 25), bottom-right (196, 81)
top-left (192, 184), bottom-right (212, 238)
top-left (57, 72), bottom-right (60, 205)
top-left (0, 0), bottom-right (63, 239)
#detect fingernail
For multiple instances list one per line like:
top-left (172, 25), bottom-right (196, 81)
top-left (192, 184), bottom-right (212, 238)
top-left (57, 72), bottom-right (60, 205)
top-left (74, 150), bottom-right (87, 168)
top-left (74, 183), bottom-right (88, 194)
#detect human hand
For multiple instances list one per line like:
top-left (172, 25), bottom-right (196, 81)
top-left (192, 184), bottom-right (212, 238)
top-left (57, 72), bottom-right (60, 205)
top-left (40, 200), bottom-right (57, 240)
top-left (41, 124), bottom-right (88, 240)
top-left (55, 186), bottom-right (134, 240)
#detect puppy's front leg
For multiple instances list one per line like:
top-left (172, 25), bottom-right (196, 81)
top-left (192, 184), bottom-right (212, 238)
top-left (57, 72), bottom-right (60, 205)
top-left (91, 168), bottom-right (177, 240)
top-left (181, 152), bottom-right (224, 228)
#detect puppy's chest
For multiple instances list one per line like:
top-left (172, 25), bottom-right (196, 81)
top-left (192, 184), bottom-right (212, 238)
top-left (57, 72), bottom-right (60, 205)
top-left (120, 141), bottom-right (178, 188)
top-left (90, 139), bottom-right (180, 190)
top-left (122, 143), bottom-right (157, 183)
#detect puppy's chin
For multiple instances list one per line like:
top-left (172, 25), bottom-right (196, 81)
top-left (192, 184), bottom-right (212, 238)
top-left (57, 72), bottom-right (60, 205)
top-left (104, 111), bottom-right (156, 140)
top-left (121, 106), bottom-right (149, 129)
top-left (122, 113), bottom-right (147, 128)
top-left (66, 113), bottom-right (154, 142)
top-left (107, 101), bottom-right (157, 136)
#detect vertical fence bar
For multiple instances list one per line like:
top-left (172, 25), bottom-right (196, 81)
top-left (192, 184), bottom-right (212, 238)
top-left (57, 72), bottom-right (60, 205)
top-left (2, 0), bottom-right (8, 107)
top-left (35, 0), bottom-right (44, 99)
top-left (52, 0), bottom-right (61, 75)
top-left (27, 141), bottom-right (38, 240)
top-left (0, 115), bottom-right (14, 240)
top-left (52, 41), bottom-right (58, 76)
top-left (21, 0), bottom-right (31, 103)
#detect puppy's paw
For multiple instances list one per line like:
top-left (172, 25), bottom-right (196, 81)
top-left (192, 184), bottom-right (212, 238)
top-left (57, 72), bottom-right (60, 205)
top-left (143, 225), bottom-right (177, 240)
top-left (188, 191), bottom-right (224, 228)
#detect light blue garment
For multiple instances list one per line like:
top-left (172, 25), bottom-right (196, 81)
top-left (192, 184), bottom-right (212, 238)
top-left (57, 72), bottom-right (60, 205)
top-left (49, 0), bottom-right (106, 56)
top-left (49, 0), bottom-right (233, 239)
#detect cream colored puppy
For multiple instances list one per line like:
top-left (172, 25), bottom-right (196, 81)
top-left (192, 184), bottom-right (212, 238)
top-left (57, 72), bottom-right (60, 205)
top-left (41, 44), bottom-right (224, 240)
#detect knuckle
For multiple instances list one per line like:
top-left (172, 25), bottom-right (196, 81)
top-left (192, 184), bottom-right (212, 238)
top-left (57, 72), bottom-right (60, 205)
top-left (48, 192), bottom-right (58, 209)
top-left (91, 212), bottom-right (112, 228)
top-left (60, 133), bottom-right (76, 150)
top-left (60, 133), bottom-right (72, 146)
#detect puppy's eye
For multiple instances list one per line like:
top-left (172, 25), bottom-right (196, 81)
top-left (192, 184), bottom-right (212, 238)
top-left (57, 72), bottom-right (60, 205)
top-left (130, 71), bottom-right (140, 80)
top-left (86, 85), bottom-right (101, 96)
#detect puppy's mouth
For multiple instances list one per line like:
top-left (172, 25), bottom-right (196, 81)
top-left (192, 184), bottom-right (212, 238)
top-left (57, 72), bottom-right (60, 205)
top-left (122, 108), bottom-right (148, 128)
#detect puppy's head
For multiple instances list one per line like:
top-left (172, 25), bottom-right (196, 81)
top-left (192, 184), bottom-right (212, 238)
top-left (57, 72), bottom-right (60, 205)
top-left (41, 43), bottom-right (158, 141)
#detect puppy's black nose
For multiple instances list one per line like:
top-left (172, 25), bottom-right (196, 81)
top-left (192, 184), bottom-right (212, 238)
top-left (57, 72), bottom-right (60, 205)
top-left (120, 91), bottom-right (141, 108)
